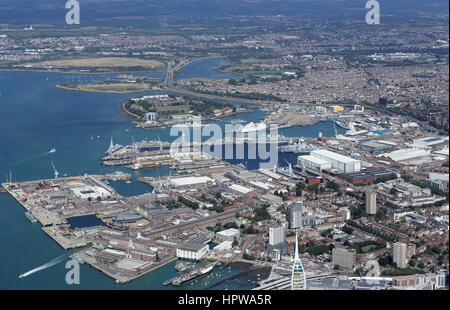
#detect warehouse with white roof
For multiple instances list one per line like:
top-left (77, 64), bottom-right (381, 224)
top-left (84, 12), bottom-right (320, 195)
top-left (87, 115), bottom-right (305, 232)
top-left (169, 176), bottom-right (215, 188)
top-left (298, 155), bottom-right (332, 172)
top-left (309, 149), bottom-right (361, 173)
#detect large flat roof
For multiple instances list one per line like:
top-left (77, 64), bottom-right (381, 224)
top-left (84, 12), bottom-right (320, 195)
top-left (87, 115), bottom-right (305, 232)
top-left (298, 155), bottom-right (332, 166)
top-left (170, 176), bottom-right (213, 186)
top-left (310, 149), bottom-right (359, 164)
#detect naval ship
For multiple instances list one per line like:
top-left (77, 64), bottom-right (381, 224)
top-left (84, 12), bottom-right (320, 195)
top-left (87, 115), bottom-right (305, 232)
top-left (279, 138), bottom-right (317, 153)
top-left (171, 264), bottom-right (214, 286)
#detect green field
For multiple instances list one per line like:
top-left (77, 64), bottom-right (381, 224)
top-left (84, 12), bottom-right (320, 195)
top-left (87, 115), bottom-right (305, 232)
top-left (58, 82), bottom-right (155, 93)
top-left (240, 58), bottom-right (260, 64)
top-left (243, 69), bottom-right (298, 75)
top-left (361, 245), bottom-right (379, 253)
top-left (154, 104), bottom-right (190, 113)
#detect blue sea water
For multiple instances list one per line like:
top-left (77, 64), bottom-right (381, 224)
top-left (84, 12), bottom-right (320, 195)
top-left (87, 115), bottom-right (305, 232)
top-left (0, 58), bottom-right (344, 289)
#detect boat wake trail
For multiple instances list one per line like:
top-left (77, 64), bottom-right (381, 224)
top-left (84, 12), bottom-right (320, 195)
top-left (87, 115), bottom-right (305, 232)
top-left (9, 150), bottom-right (55, 168)
top-left (19, 254), bottom-right (68, 279)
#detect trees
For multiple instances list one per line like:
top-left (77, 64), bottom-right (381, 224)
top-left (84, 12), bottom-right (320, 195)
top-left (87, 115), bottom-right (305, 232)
top-left (178, 196), bottom-right (199, 209)
top-left (224, 222), bottom-right (238, 229)
top-left (342, 225), bottom-right (354, 234)
top-left (295, 182), bottom-right (305, 196)
top-left (326, 180), bottom-right (340, 192)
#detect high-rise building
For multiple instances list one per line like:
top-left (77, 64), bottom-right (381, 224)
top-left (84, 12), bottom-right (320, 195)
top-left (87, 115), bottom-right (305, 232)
top-left (291, 231), bottom-right (307, 290)
top-left (332, 247), bottom-right (356, 270)
top-left (269, 225), bottom-right (285, 246)
top-left (366, 191), bottom-right (377, 215)
top-left (288, 203), bottom-right (303, 229)
top-left (393, 242), bottom-right (408, 268)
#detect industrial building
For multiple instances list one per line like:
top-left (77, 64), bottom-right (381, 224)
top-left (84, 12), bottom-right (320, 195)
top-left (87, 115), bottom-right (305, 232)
top-left (338, 168), bottom-right (394, 184)
top-left (169, 176), bottom-right (215, 188)
top-left (413, 137), bottom-right (446, 147)
top-left (176, 242), bottom-right (209, 260)
top-left (309, 149), bottom-right (361, 173)
top-left (297, 155), bottom-right (332, 172)
top-left (379, 148), bottom-right (431, 162)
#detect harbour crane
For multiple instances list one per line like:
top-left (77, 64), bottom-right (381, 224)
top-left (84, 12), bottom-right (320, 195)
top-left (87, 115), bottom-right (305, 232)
top-left (157, 134), bottom-right (163, 151)
top-left (131, 136), bottom-right (140, 153)
top-left (51, 161), bottom-right (59, 179)
top-left (284, 159), bottom-right (293, 176)
top-left (333, 121), bottom-right (338, 138)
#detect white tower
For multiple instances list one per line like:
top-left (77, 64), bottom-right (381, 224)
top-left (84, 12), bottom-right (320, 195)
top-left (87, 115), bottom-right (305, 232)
top-left (291, 230), bottom-right (307, 290)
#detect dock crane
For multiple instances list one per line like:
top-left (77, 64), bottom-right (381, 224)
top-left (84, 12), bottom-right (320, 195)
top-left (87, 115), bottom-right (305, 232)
top-left (333, 121), bottom-right (338, 138)
top-left (284, 159), bottom-right (293, 176)
top-left (157, 134), bottom-right (163, 152)
top-left (131, 136), bottom-right (140, 153)
top-left (51, 161), bottom-right (59, 179)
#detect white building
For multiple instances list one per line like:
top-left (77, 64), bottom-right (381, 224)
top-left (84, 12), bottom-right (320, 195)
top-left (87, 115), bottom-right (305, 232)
top-left (269, 225), bottom-right (285, 246)
top-left (288, 203), bottom-right (303, 229)
top-left (366, 191), bottom-right (377, 215)
top-left (71, 186), bottom-right (111, 200)
top-left (309, 149), bottom-right (361, 173)
top-left (413, 137), bottom-right (446, 147)
top-left (379, 148), bottom-right (431, 162)
top-left (393, 242), bottom-right (408, 268)
top-left (297, 155), bottom-right (332, 171)
top-left (169, 176), bottom-right (215, 188)
top-left (216, 228), bottom-right (240, 242)
top-left (176, 242), bottom-right (209, 260)
top-left (213, 241), bottom-right (233, 252)
top-left (144, 112), bottom-right (158, 121)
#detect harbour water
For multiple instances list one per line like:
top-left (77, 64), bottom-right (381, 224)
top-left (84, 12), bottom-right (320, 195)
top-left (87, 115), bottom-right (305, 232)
top-left (0, 58), bottom-right (344, 289)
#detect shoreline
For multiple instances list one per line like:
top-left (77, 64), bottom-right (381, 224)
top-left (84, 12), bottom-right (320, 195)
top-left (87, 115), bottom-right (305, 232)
top-left (0, 67), bottom-right (165, 75)
top-left (54, 83), bottom-right (159, 94)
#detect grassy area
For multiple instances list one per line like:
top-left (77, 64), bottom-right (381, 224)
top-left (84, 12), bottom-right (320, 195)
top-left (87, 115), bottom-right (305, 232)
top-left (240, 58), bottom-right (260, 64)
top-left (361, 245), bottom-right (379, 253)
top-left (80, 83), bottom-right (153, 92)
top-left (243, 69), bottom-right (298, 75)
top-left (23, 57), bottom-right (163, 69)
top-left (154, 104), bottom-right (190, 113)
top-left (381, 268), bottom-right (425, 276)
